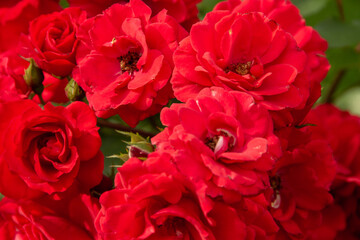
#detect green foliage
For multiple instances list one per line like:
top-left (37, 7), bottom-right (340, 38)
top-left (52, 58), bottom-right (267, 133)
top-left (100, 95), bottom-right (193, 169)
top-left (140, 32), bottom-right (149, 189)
top-left (59, 0), bottom-right (69, 8)
top-left (292, 0), bottom-right (329, 18)
top-left (100, 127), bottom-right (128, 178)
top-left (99, 115), bottom-right (159, 177)
top-left (197, 0), bottom-right (221, 19)
top-left (316, 19), bottom-right (360, 48)
top-left (293, 0), bottom-right (360, 114)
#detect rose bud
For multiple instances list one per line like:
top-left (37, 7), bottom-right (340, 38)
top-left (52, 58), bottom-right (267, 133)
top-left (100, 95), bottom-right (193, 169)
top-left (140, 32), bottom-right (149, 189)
top-left (23, 58), bottom-right (44, 96)
top-left (65, 78), bottom-right (85, 101)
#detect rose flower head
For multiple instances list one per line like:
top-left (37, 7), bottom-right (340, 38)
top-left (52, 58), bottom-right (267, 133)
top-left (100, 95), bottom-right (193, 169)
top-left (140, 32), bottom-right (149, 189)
top-left (74, 0), bottom-right (188, 127)
top-left (214, 0), bottom-right (330, 126)
top-left (19, 7), bottom-right (87, 77)
top-left (305, 104), bottom-right (360, 239)
top-left (95, 151), bottom-right (278, 239)
top-left (268, 127), bottom-right (337, 239)
top-left (214, 0), bottom-right (329, 86)
top-left (67, 0), bottom-right (201, 31)
top-left (0, 0), bottom-right (61, 53)
top-left (0, 100), bottom-right (104, 199)
top-left (152, 87), bottom-right (281, 197)
top-left (0, 192), bottom-right (101, 240)
top-left (95, 153), bottom-right (215, 240)
top-left (172, 10), bottom-right (309, 118)
top-left (0, 51), bottom-right (68, 104)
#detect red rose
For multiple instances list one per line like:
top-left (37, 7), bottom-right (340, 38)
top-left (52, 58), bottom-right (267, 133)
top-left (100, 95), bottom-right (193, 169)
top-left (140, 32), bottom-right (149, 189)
top-left (172, 11), bottom-right (309, 113)
top-left (305, 104), bottom-right (360, 238)
top-left (0, 51), bottom-right (68, 103)
top-left (306, 104), bottom-right (360, 192)
top-left (0, 53), bottom-right (29, 102)
top-left (214, 0), bottom-right (329, 86)
top-left (308, 205), bottom-right (346, 239)
top-left (0, 195), bottom-right (98, 239)
top-left (0, 0), bottom-right (61, 53)
top-left (0, 100), bottom-right (103, 199)
top-left (67, 0), bottom-right (200, 30)
top-left (20, 7), bottom-right (87, 77)
top-left (214, 0), bottom-right (329, 126)
top-left (68, 193), bottom-right (102, 239)
top-left (96, 154), bottom-right (216, 240)
top-left (142, 0), bottom-right (201, 31)
top-left (74, 0), bottom-right (187, 127)
top-left (152, 87), bottom-right (281, 197)
top-left (269, 127), bottom-right (336, 239)
top-left (67, 0), bottom-right (120, 17)
top-left (95, 152), bottom-right (278, 239)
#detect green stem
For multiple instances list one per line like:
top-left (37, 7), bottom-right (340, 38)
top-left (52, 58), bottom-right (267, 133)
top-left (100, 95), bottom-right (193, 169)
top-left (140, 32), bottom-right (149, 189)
top-left (97, 118), bottom-right (157, 138)
top-left (37, 93), bottom-right (46, 105)
top-left (324, 69), bottom-right (346, 103)
top-left (336, 0), bottom-right (345, 21)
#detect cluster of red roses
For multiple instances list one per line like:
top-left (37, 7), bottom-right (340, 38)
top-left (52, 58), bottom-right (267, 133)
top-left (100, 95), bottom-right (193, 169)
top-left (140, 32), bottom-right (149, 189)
top-left (0, 0), bottom-right (359, 239)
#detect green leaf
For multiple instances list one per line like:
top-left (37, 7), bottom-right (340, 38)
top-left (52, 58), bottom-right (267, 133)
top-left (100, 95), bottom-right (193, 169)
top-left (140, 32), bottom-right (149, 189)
top-left (100, 129), bottom-right (127, 177)
top-left (59, 0), bottom-right (69, 8)
top-left (315, 19), bottom-right (360, 48)
top-left (292, 0), bottom-right (329, 17)
top-left (342, 0), bottom-right (360, 22)
top-left (197, 0), bottom-right (222, 19)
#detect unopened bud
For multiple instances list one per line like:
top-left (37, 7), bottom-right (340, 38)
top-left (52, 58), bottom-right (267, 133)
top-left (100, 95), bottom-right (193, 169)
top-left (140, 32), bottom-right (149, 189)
top-left (65, 78), bottom-right (85, 101)
top-left (117, 131), bottom-right (155, 160)
top-left (128, 145), bottom-right (151, 159)
top-left (24, 58), bottom-right (44, 95)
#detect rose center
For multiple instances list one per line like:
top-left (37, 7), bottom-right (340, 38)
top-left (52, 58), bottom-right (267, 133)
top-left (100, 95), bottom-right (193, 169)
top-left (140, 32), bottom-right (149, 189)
top-left (118, 51), bottom-right (141, 75)
top-left (205, 136), bottom-right (220, 151)
top-left (157, 217), bottom-right (186, 237)
top-left (37, 133), bottom-right (55, 149)
top-left (270, 175), bottom-right (282, 209)
top-left (270, 175), bottom-right (281, 191)
top-left (205, 130), bottom-right (236, 155)
top-left (225, 61), bottom-right (252, 75)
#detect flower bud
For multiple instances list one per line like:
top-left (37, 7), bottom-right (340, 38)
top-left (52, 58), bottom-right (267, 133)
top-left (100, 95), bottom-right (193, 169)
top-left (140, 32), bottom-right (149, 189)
top-left (23, 58), bottom-right (44, 95)
top-left (65, 78), bottom-right (85, 101)
top-left (117, 131), bottom-right (154, 160)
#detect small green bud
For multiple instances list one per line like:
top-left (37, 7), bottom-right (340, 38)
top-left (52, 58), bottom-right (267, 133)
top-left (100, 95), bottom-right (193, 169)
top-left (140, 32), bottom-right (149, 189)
top-left (117, 131), bottom-right (155, 160)
top-left (65, 78), bottom-right (85, 101)
top-left (23, 58), bottom-right (44, 95)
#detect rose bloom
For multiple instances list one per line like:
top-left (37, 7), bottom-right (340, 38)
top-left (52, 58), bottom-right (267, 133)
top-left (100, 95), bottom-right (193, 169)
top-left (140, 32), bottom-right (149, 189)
top-left (172, 11), bottom-right (309, 114)
top-left (74, 0), bottom-right (187, 127)
top-left (95, 152), bottom-right (278, 239)
top-left (152, 87), bottom-right (281, 197)
top-left (305, 104), bottom-right (360, 193)
top-left (268, 127), bottom-right (337, 239)
top-left (307, 205), bottom-right (346, 240)
top-left (214, 0), bottom-right (329, 85)
top-left (0, 100), bottom-right (103, 199)
top-left (0, 53), bottom-right (29, 102)
top-left (0, 194), bottom-right (99, 239)
top-left (214, 0), bottom-right (329, 126)
top-left (0, 0), bottom-right (61, 53)
top-left (305, 104), bottom-right (360, 239)
top-left (19, 7), bottom-right (87, 77)
top-left (95, 154), bottom-right (214, 240)
top-left (0, 51), bottom-right (68, 103)
top-left (67, 0), bottom-right (200, 30)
